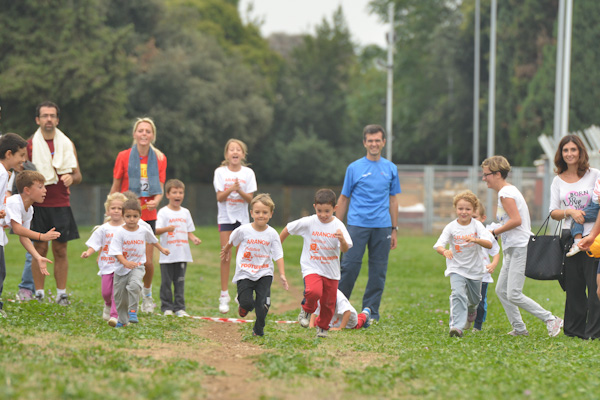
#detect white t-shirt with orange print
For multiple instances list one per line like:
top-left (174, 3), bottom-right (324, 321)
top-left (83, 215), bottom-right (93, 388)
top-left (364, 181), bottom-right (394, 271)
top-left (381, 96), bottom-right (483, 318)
top-left (213, 165), bottom-right (257, 224)
top-left (85, 223), bottom-right (122, 275)
top-left (286, 215), bottom-right (353, 280)
top-left (156, 206), bottom-right (195, 263)
top-left (433, 219), bottom-right (488, 280)
top-left (109, 225), bottom-right (157, 276)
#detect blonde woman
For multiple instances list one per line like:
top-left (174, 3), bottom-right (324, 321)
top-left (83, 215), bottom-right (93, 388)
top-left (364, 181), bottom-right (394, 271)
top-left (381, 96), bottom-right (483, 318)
top-left (110, 118), bottom-right (167, 315)
top-left (482, 155), bottom-right (562, 337)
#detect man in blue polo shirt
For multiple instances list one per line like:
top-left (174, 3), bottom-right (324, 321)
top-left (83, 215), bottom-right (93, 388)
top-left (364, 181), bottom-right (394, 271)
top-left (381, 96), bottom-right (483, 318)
top-left (336, 124), bottom-right (401, 323)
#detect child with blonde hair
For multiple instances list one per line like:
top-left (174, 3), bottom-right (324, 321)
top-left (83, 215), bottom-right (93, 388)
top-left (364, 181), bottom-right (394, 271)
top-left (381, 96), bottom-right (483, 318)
top-left (220, 194), bottom-right (288, 336)
top-left (434, 190), bottom-right (492, 337)
top-left (214, 139), bottom-right (257, 313)
top-left (81, 192), bottom-right (128, 327)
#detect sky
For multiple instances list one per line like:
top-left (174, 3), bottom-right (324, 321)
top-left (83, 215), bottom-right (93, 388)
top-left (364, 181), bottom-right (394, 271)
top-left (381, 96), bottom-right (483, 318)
top-left (238, 0), bottom-right (390, 48)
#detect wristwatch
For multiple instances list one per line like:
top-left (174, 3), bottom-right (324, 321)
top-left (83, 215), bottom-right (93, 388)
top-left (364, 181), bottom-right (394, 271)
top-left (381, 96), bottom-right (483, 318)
top-left (392, 226), bottom-right (398, 231)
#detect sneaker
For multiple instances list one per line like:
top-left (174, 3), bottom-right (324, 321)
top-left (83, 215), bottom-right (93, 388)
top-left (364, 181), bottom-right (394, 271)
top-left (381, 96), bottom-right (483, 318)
top-left (547, 316), bottom-right (564, 337)
top-left (219, 294), bottom-right (230, 314)
top-left (16, 288), bottom-right (34, 302)
top-left (35, 293), bottom-right (45, 303)
top-left (115, 322), bottom-right (126, 328)
top-left (102, 306), bottom-right (111, 321)
top-left (55, 294), bottom-right (70, 306)
top-left (0, 308), bottom-right (6, 318)
top-left (361, 307), bottom-right (372, 328)
top-left (464, 310), bottom-right (477, 330)
top-left (449, 327), bottom-right (463, 337)
top-left (108, 317), bottom-right (118, 327)
top-left (566, 243), bottom-right (582, 257)
top-left (140, 295), bottom-right (156, 314)
top-left (507, 329), bottom-right (529, 336)
top-left (297, 309), bottom-right (311, 328)
top-left (175, 310), bottom-right (190, 317)
top-left (164, 310), bottom-right (174, 316)
top-left (316, 327), bottom-right (328, 338)
top-left (238, 306), bottom-right (248, 318)
top-left (128, 310), bottom-right (139, 323)
top-left (472, 328), bottom-right (481, 333)
top-left (252, 330), bottom-right (264, 337)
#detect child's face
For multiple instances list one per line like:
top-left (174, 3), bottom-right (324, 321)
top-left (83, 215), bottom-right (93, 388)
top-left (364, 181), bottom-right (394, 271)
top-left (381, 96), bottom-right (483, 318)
top-left (166, 187), bottom-right (184, 208)
top-left (313, 203), bottom-right (336, 224)
top-left (26, 181), bottom-right (46, 204)
top-left (226, 142), bottom-right (244, 166)
top-left (472, 210), bottom-right (486, 224)
top-left (133, 122), bottom-right (154, 147)
top-left (250, 201), bottom-right (273, 228)
top-left (6, 147), bottom-right (27, 170)
top-left (107, 200), bottom-right (124, 223)
top-left (455, 199), bottom-right (474, 225)
top-left (123, 209), bottom-right (141, 229)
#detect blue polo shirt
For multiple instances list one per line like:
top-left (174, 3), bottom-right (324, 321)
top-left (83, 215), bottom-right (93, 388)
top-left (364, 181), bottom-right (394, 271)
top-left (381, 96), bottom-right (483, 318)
top-left (341, 156), bottom-right (401, 228)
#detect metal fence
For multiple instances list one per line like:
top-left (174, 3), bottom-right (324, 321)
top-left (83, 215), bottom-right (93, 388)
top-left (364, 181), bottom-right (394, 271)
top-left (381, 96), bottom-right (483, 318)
top-left (69, 165), bottom-right (545, 233)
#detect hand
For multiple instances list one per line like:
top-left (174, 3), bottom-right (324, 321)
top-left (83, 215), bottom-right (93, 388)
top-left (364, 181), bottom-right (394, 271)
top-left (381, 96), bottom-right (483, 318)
top-left (464, 236), bottom-right (476, 243)
top-left (443, 249), bottom-right (453, 260)
top-left (220, 247), bottom-right (231, 261)
top-left (330, 327), bottom-right (342, 331)
top-left (280, 274), bottom-right (289, 290)
top-left (81, 251), bottom-right (90, 259)
top-left (37, 256), bottom-right (53, 276)
top-left (577, 235), bottom-right (596, 251)
top-left (191, 236), bottom-right (202, 245)
top-left (486, 263), bottom-right (497, 274)
top-left (570, 209), bottom-right (586, 225)
top-left (60, 174), bottom-right (74, 187)
top-left (0, 210), bottom-right (5, 219)
top-left (161, 248), bottom-right (170, 256)
top-left (334, 229), bottom-right (344, 240)
top-left (145, 199), bottom-right (158, 210)
top-left (390, 230), bottom-right (397, 250)
top-left (165, 225), bottom-right (176, 233)
top-left (42, 228), bottom-right (61, 241)
top-left (124, 261), bottom-right (140, 269)
top-left (231, 179), bottom-right (241, 192)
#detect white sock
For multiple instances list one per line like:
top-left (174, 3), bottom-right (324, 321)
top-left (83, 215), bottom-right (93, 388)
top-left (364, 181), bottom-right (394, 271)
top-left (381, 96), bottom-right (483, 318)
top-left (36, 289), bottom-right (44, 298)
top-left (56, 288), bottom-right (66, 296)
top-left (574, 238), bottom-right (581, 243)
top-left (143, 287), bottom-right (152, 297)
top-left (220, 290), bottom-right (229, 297)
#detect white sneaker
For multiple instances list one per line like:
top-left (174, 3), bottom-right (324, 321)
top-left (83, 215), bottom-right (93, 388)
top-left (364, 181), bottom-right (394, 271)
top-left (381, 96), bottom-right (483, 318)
top-left (219, 294), bottom-right (230, 314)
top-left (316, 327), bottom-right (328, 338)
top-left (102, 306), bottom-right (111, 321)
top-left (297, 309), bottom-right (311, 328)
top-left (566, 243), bottom-right (582, 257)
top-left (175, 310), bottom-right (190, 317)
top-left (164, 310), bottom-right (174, 316)
top-left (107, 317), bottom-right (118, 327)
top-left (547, 316), bottom-right (564, 337)
top-left (141, 295), bottom-right (156, 314)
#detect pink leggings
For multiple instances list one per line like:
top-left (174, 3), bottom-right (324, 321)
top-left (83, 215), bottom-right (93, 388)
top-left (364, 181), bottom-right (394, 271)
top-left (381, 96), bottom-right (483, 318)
top-left (101, 273), bottom-right (118, 319)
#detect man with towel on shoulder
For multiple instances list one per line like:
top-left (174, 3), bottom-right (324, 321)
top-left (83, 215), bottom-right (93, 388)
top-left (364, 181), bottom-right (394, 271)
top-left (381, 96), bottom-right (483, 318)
top-left (28, 101), bottom-right (82, 305)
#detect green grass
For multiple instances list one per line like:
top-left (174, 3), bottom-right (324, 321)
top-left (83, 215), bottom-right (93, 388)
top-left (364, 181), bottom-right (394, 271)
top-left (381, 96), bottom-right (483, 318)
top-left (1, 228), bottom-right (599, 399)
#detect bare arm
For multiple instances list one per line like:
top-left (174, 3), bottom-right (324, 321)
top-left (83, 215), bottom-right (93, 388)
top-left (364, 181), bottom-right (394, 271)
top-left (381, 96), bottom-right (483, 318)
top-left (336, 195), bottom-right (349, 223)
top-left (153, 241), bottom-right (170, 255)
top-left (487, 252), bottom-right (501, 274)
top-left (578, 215), bottom-right (600, 250)
top-left (116, 254), bottom-right (138, 269)
top-left (551, 208), bottom-right (585, 224)
top-left (279, 227), bottom-right (290, 244)
top-left (275, 257), bottom-right (288, 290)
top-left (436, 246), bottom-right (453, 259)
top-left (155, 225), bottom-right (175, 235)
top-left (109, 177), bottom-right (122, 195)
top-left (188, 232), bottom-right (202, 245)
top-left (330, 311), bottom-right (351, 331)
top-left (220, 243), bottom-right (234, 261)
top-left (19, 236), bottom-right (51, 275)
top-left (11, 220), bottom-right (61, 241)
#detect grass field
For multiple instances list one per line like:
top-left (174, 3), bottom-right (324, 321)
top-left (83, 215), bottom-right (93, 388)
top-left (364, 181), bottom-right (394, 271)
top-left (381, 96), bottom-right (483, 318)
top-left (1, 226), bottom-right (599, 399)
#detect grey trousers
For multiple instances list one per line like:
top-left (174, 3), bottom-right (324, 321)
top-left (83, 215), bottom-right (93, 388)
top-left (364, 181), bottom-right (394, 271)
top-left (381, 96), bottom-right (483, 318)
top-left (113, 266), bottom-right (145, 325)
top-left (160, 262), bottom-right (187, 312)
top-left (449, 273), bottom-right (482, 330)
top-left (495, 246), bottom-right (553, 332)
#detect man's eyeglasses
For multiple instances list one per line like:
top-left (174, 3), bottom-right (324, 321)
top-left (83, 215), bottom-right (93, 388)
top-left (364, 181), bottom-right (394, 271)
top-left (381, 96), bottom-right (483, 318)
top-left (482, 172), bottom-right (496, 178)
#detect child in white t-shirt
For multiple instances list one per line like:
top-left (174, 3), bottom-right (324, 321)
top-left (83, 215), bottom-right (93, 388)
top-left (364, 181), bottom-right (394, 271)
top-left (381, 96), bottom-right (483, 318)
top-left (156, 179), bottom-right (201, 317)
top-left (220, 194), bottom-right (288, 336)
top-left (81, 192), bottom-right (128, 327)
top-left (434, 190), bottom-right (492, 338)
top-left (109, 199), bottom-right (169, 327)
top-left (280, 189), bottom-right (353, 339)
top-left (471, 203), bottom-right (501, 332)
top-left (4, 171), bottom-right (60, 312)
top-left (214, 139), bottom-right (257, 314)
top-left (309, 289), bottom-right (371, 330)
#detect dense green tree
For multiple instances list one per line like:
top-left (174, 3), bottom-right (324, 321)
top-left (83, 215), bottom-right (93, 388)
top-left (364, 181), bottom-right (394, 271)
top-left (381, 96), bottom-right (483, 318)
top-left (0, 0), bottom-right (132, 182)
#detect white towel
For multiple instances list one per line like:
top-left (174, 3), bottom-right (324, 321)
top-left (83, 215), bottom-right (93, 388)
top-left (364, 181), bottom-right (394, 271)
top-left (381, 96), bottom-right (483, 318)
top-left (31, 128), bottom-right (78, 185)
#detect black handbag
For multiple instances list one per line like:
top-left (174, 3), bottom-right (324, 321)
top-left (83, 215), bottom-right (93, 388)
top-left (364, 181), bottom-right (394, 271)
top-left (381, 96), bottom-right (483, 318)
top-left (525, 214), bottom-right (569, 280)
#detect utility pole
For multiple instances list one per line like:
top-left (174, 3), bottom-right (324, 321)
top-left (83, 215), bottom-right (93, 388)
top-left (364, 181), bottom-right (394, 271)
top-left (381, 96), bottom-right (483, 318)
top-left (385, 2), bottom-right (394, 161)
top-left (473, 0), bottom-right (480, 168)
